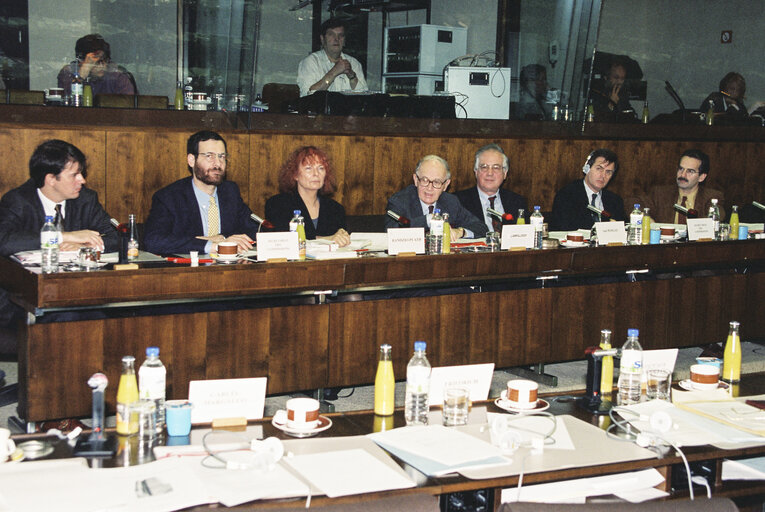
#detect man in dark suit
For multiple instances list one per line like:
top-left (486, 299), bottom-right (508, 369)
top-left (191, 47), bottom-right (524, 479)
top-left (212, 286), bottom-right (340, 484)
top-left (640, 149), bottom-right (724, 224)
top-left (0, 139), bottom-right (117, 328)
top-left (455, 143), bottom-right (528, 233)
top-left (0, 139), bottom-right (117, 256)
top-left (550, 148), bottom-right (626, 231)
top-left (385, 154), bottom-right (487, 239)
top-left (143, 131), bottom-right (259, 255)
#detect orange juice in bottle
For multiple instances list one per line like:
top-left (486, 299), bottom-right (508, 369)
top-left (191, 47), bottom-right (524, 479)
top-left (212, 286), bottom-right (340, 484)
top-left (116, 355), bottom-right (139, 435)
top-left (374, 344), bottom-right (395, 416)
top-left (722, 321), bottom-right (741, 383)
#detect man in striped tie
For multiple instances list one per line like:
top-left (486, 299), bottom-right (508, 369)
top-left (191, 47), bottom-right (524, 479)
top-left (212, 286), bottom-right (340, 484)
top-left (144, 131), bottom-right (259, 255)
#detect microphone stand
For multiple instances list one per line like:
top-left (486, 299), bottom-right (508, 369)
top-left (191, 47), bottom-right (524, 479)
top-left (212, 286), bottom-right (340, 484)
top-left (73, 373), bottom-right (117, 457)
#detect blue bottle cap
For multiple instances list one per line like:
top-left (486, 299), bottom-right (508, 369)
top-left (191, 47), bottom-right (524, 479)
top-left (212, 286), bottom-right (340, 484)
top-left (45, 215), bottom-right (53, 222)
top-left (634, 204), bottom-right (640, 209)
top-left (146, 346), bottom-right (159, 357)
top-left (433, 208), bottom-right (440, 214)
top-left (627, 328), bottom-right (639, 337)
top-left (293, 210), bottom-right (301, 216)
top-left (414, 341), bottom-right (426, 352)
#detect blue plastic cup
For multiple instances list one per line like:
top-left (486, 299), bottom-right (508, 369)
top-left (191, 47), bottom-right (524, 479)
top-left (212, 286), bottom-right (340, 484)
top-left (165, 400), bottom-right (192, 436)
top-left (738, 226), bottom-right (749, 240)
top-left (649, 228), bottom-right (661, 245)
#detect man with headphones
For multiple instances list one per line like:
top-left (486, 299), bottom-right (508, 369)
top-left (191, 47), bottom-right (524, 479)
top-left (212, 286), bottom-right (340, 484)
top-left (550, 148), bottom-right (626, 231)
top-left (57, 34), bottom-right (135, 96)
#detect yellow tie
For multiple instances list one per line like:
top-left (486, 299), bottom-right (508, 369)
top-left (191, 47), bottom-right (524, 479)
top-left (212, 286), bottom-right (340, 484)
top-left (207, 196), bottom-right (219, 236)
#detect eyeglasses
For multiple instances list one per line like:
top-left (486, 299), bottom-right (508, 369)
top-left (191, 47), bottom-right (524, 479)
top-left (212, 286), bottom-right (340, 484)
top-left (198, 152), bottom-right (228, 162)
top-left (416, 175), bottom-right (447, 189)
top-left (677, 167), bottom-right (699, 176)
top-left (477, 164), bottom-right (505, 173)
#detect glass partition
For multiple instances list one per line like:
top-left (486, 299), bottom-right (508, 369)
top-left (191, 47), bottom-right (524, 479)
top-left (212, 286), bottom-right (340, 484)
top-left (3, 0), bottom-right (763, 128)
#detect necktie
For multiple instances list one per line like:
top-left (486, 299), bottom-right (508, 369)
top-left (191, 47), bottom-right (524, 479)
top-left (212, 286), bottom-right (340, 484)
top-left (591, 193), bottom-right (599, 222)
top-left (428, 205), bottom-right (434, 215)
top-left (208, 196), bottom-right (220, 236)
top-left (678, 195), bottom-right (688, 224)
top-left (488, 195), bottom-right (500, 232)
top-left (54, 204), bottom-right (62, 228)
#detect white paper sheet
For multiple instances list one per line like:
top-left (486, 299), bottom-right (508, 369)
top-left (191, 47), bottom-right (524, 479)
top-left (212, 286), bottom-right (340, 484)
top-left (501, 468), bottom-right (665, 503)
top-left (487, 413), bottom-right (575, 451)
top-left (722, 457), bottom-right (765, 480)
top-left (283, 448), bottom-right (415, 498)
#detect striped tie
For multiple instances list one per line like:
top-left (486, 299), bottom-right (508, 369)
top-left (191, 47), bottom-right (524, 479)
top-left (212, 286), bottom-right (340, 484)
top-left (207, 196), bottom-right (220, 236)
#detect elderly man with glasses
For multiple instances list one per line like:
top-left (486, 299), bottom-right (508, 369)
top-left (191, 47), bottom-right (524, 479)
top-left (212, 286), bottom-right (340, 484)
top-left (384, 154), bottom-right (487, 240)
top-left (455, 143), bottom-right (528, 233)
top-left (143, 130), bottom-right (259, 255)
top-left (639, 149), bottom-right (724, 224)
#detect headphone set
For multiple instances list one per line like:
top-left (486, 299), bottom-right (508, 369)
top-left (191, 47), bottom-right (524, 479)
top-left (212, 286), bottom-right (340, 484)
top-left (582, 151), bottom-right (595, 175)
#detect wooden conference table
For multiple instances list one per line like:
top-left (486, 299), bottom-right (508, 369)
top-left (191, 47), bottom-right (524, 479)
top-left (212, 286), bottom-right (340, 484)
top-left (8, 377), bottom-right (765, 511)
top-left (2, 238), bottom-right (765, 424)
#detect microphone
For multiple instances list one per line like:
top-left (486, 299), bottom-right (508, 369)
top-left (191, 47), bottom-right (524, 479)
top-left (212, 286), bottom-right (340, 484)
top-left (673, 203), bottom-right (699, 218)
top-left (753, 201), bottom-right (765, 211)
top-left (110, 217), bottom-right (127, 232)
top-left (665, 81), bottom-right (688, 124)
top-left (586, 204), bottom-right (613, 220)
top-left (250, 213), bottom-right (274, 229)
top-left (87, 373), bottom-right (108, 441)
top-left (386, 210), bottom-right (411, 227)
top-left (486, 207), bottom-right (514, 223)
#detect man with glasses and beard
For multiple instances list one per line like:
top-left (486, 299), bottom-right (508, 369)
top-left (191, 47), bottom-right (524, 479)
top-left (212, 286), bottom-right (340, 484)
top-left (143, 131), bottom-right (259, 255)
top-left (384, 154), bottom-right (487, 240)
top-left (640, 149), bottom-right (724, 224)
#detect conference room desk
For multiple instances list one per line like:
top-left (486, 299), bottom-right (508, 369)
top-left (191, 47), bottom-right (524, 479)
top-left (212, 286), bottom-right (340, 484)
top-left (2, 239), bottom-right (764, 424)
top-left (8, 379), bottom-right (765, 511)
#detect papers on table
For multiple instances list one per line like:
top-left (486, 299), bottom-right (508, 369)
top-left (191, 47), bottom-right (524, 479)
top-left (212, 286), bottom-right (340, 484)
top-left (722, 456), bottom-right (765, 480)
top-left (369, 424), bottom-right (509, 476)
top-left (487, 413), bottom-right (575, 452)
top-left (501, 468), bottom-right (667, 504)
top-left (13, 250), bottom-right (119, 265)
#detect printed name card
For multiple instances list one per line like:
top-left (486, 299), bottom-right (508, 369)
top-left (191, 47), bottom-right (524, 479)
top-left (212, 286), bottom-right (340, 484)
top-left (387, 227), bottom-right (425, 255)
top-left (686, 218), bottom-right (715, 241)
top-left (501, 224), bottom-right (535, 250)
top-left (641, 348), bottom-right (679, 385)
top-left (595, 221), bottom-right (627, 245)
top-left (256, 231), bottom-right (299, 261)
top-left (189, 377), bottom-right (267, 423)
top-left (427, 363), bottom-right (495, 406)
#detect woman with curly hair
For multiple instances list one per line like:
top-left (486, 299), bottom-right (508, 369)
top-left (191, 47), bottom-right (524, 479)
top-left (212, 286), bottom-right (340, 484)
top-left (265, 146), bottom-right (350, 246)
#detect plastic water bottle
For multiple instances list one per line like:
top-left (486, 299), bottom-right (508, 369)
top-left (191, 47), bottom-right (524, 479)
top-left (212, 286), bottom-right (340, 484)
top-left (289, 210), bottom-right (306, 260)
top-left (428, 208), bottom-right (444, 255)
top-left (404, 341), bottom-right (431, 425)
top-left (708, 199), bottom-right (721, 240)
top-left (628, 204), bottom-right (642, 245)
top-left (71, 70), bottom-right (83, 107)
top-left (530, 206), bottom-right (544, 249)
top-left (40, 215), bottom-right (59, 274)
top-left (139, 346), bottom-right (166, 432)
top-left (618, 329), bottom-right (643, 405)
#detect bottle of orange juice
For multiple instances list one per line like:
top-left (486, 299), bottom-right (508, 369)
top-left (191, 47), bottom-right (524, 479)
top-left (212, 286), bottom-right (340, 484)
top-left (722, 321), bottom-right (741, 383)
top-left (374, 344), bottom-right (395, 416)
top-left (116, 355), bottom-right (139, 435)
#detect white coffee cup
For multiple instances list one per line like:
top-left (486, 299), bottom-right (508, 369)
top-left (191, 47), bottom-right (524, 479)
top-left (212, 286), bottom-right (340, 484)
top-left (285, 397), bottom-right (320, 429)
top-left (690, 364), bottom-right (720, 391)
top-left (0, 428), bottom-right (15, 463)
top-left (506, 379), bottom-right (539, 409)
top-left (217, 241), bottom-right (238, 257)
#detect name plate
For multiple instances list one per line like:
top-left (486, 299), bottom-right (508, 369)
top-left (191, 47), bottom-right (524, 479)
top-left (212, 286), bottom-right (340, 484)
top-left (687, 218), bottom-right (715, 241)
top-left (501, 224), bottom-right (535, 250)
top-left (189, 377), bottom-right (267, 424)
top-left (256, 231), bottom-right (299, 261)
top-left (595, 221), bottom-right (627, 245)
top-left (387, 227), bottom-right (425, 255)
top-left (427, 363), bottom-right (495, 406)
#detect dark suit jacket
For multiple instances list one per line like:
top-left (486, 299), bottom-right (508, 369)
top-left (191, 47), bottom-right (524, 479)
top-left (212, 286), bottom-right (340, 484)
top-left (384, 185), bottom-right (488, 237)
top-left (641, 185), bottom-right (725, 224)
top-left (454, 186), bottom-right (528, 231)
top-left (264, 192), bottom-right (346, 239)
top-left (550, 179), bottom-right (626, 231)
top-left (143, 177), bottom-right (259, 255)
top-left (0, 179), bottom-right (118, 256)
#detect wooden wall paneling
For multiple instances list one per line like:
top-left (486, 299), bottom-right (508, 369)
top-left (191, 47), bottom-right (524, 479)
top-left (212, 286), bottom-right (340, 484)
top-left (22, 319), bottom-right (105, 421)
top-left (0, 126), bottom-right (106, 201)
top-left (266, 304), bottom-right (329, 393)
top-left (432, 293), bottom-right (475, 367)
top-left (204, 309), bottom-right (270, 381)
top-left (490, 288), bottom-right (553, 367)
top-left (745, 271), bottom-right (765, 340)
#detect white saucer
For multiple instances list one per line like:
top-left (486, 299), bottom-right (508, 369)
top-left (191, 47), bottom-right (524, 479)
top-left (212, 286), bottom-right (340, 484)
top-left (211, 253), bottom-right (240, 263)
top-left (677, 379), bottom-right (728, 392)
top-left (271, 414), bottom-right (332, 438)
top-left (560, 240), bottom-right (587, 248)
top-left (495, 392), bottom-right (550, 414)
